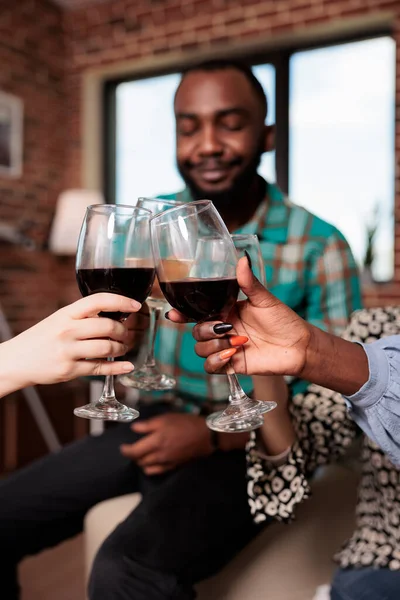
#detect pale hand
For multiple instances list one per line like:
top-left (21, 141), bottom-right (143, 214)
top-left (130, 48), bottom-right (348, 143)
top-left (0, 293), bottom-right (141, 395)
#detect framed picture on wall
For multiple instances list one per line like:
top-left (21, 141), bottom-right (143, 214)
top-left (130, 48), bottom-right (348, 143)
top-left (0, 91), bottom-right (23, 178)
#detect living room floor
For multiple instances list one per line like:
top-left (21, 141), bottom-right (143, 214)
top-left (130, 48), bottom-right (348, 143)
top-left (20, 534), bottom-right (85, 600)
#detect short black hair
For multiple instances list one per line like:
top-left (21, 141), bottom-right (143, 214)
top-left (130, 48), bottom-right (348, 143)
top-left (176, 59), bottom-right (268, 119)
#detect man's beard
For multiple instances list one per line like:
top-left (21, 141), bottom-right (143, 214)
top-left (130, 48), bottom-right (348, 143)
top-left (177, 146), bottom-right (264, 211)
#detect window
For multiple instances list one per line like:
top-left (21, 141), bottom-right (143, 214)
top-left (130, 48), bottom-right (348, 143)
top-left (252, 64), bottom-right (276, 184)
top-left (109, 33), bottom-right (395, 281)
top-left (289, 37), bottom-right (396, 281)
top-left (116, 73), bottom-right (182, 203)
top-left (114, 65), bottom-right (275, 204)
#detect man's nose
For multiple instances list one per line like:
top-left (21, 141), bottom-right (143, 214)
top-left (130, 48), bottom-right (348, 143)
top-left (198, 124), bottom-right (223, 156)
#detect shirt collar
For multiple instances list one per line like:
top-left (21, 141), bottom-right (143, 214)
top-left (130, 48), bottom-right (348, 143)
top-left (177, 178), bottom-right (289, 243)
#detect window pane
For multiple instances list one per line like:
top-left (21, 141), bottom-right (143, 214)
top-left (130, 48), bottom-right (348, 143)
top-left (289, 37), bottom-right (396, 281)
top-left (253, 63), bottom-right (276, 183)
top-left (115, 65), bottom-right (276, 204)
top-left (116, 73), bottom-right (182, 204)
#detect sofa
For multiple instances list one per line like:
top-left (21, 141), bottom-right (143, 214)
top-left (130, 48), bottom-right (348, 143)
top-left (84, 463), bottom-right (359, 600)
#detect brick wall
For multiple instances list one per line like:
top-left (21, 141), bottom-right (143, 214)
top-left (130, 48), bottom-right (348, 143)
top-left (0, 0), bottom-right (86, 471)
top-left (62, 0), bottom-right (400, 305)
top-left (0, 0), bottom-right (74, 335)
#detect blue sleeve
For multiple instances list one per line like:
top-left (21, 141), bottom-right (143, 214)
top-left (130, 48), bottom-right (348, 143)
top-left (344, 335), bottom-right (400, 467)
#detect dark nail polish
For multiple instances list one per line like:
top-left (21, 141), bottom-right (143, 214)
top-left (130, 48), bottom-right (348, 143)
top-left (213, 323), bottom-right (233, 334)
top-left (244, 250), bottom-right (252, 270)
top-left (164, 311), bottom-right (170, 320)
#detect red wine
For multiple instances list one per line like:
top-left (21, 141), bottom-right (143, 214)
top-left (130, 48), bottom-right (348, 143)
top-left (160, 278), bottom-right (239, 322)
top-left (76, 267), bottom-right (155, 321)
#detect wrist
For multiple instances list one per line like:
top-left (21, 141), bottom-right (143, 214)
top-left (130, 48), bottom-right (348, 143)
top-left (300, 325), bottom-right (369, 395)
top-left (258, 407), bottom-right (296, 455)
top-left (0, 339), bottom-right (30, 397)
top-left (300, 324), bottom-right (325, 381)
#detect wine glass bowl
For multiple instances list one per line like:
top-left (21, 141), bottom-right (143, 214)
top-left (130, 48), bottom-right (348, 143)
top-left (74, 203), bottom-right (154, 422)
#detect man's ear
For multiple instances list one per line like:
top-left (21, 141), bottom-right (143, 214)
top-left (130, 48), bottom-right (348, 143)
top-left (263, 125), bottom-right (275, 152)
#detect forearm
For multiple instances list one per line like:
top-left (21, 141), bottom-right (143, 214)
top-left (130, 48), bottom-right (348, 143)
top-left (0, 339), bottom-right (30, 398)
top-left (302, 325), bottom-right (369, 396)
top-left (253, 375), bottom-right (296, 455)
top-left (217, 430), bottom-right (249, 451)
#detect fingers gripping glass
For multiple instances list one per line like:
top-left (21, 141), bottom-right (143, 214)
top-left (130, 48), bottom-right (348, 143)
top-left (205, 234), bottom-right (277, 432)
top-left (119, 197), bottom-right (183, 392)
top-left (150, 201), bottom-right (276, 433)
top-left (74, 204), bottom-right (155, 422)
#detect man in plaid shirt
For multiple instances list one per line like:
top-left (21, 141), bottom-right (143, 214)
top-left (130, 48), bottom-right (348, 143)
top-left (0, 60), bottom-right (361, 600)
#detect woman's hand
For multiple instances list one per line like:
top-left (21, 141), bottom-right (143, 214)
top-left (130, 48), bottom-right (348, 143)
top-left (0, 293), bottom-right (142, 396)
top-left (168, 257), bottom-right (313, 378)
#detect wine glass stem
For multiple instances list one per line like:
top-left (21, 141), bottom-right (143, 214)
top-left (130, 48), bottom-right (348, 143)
top-left (102, 358), bottom-right (116, 401)
top-left (225, 363), bottom-right (248, 404)
top-left (143, 306), bottom-right (161, 368)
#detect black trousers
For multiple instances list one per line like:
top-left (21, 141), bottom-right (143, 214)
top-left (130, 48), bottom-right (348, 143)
top-left (0, 403), bottom-right (260, 599)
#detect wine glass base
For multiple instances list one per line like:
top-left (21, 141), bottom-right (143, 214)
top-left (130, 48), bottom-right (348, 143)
top-left (206, 410), bottom-right (264, 433)
top-left (257, 400), bottom-right (278, 414)
top-left (74, 400), bottom-right (139, 422)
top-left (118, 369), bottom-right (176, 391)
top-left (206, 398), bottom-right (277, 433)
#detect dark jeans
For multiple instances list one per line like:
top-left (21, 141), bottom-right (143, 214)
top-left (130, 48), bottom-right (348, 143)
top-left (0, 403), bottom-right (259, 600)
top-left (331, 567), bottom-right (400, 600)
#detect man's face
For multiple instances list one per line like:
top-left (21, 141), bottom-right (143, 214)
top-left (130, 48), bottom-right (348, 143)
top-left (174, 68), bottom-right (267, 205)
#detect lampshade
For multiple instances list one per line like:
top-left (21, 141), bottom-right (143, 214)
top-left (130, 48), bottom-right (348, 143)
top-left (49, 189), bottom-right (104, 255)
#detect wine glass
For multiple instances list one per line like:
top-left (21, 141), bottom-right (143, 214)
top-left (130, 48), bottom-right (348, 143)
top-left (203, 233), bottom-right (276, 431)
top-left (119, 197), bottom-right (182, 391)
top-left (150, 200), bottom-right (276, 433)
top-left (75, 204), bottom-right (155, 422)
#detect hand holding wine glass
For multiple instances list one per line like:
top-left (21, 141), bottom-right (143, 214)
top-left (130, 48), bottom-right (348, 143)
top-left (150, 200), bottom-right (276, 433)
top-left (74, 204), bottom-right (155, 422)
top-left (168, 255), bottom-right (312, 378)
top-left (0, 293), bottom-right (141, 400)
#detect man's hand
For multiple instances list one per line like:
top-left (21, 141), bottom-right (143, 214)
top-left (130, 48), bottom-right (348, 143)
top-left (120, 414), bottom-right (215, 476)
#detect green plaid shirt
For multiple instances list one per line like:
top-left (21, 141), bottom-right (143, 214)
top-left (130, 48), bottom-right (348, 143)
top-left (153, 180), bottom-right (362, 409)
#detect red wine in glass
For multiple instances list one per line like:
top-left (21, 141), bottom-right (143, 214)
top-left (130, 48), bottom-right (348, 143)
top-left (74, 203), bottom-right (153, 423)
top-left (76, 267), bottom-right (155, 321)
top-left (160, 277), bottom-right (239, 322)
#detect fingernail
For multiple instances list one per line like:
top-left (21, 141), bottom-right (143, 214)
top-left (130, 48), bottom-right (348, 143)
top-left (244, 250), bottom-right (252, 270)
top-left (213, 323), bottom-right (233, 334)
top-left (164, 311), bottom-right (170, 320)
top-left (122, 362), bottom-right (134, 372)
top-left (131, 300), bottom-right (141, 310)
top-left (219, 348), bottom-right (237, 360)
top-left (230, 335), bottom-right (248, 346)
